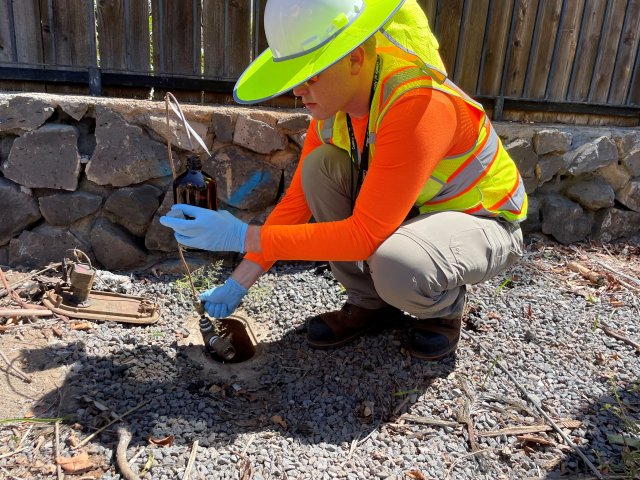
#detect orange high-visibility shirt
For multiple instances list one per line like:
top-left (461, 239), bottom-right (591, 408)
top-left (244, 89), bottom-right (480, 270)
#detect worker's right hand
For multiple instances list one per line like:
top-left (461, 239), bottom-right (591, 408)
top-left (199, 278), bottom-right (248, 318)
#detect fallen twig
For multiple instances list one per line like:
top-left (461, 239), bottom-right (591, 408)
top-left (599, 323), bottom-right (640, 353)
top-left (73, 399), bottom-right (150, 450)
top-left (462, 330), bottom-right (605, 480)
top-left (0, 264), bottom-right (60, 299)
top-left (0, 349), bottom-right (33, 383)
top-left (456, 400), bottom-right (481, 452)
top-left (116, 426), bottom-right (141, 480)
top-left (567, 261), bottom-right (605, 285)
top-left (0, 309), bottom-right (54, 318)
top-left (0, 265), bottom-right (49, 310)
top-left (517, 434), bottom-right (555, 446)
top-left (0, 447), bottom-right (27, 460)
top-left (183, 440), bottom-right (199, 480)
top-left (591, 258), bottom-right (640, 290)
top-left (477, 424), bottom-right (554, 437)
top-left (398, 414), bottom-right (459, 428)
top-left (55, 421), bottom-right (63, 480)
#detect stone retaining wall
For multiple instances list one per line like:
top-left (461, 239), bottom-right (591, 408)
top-left (1, 93), bottom-right (639, 271)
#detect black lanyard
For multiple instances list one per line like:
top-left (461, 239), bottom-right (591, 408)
top-left (346, 56), bottom-right (381, 212)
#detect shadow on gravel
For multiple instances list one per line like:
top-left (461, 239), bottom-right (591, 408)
top-left (545, 379), bottom-right (639, 479)
top-left (18, 326), bottom-right (456, 451)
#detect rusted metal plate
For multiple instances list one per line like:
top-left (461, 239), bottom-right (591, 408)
top-left (42, 288), bottom-right (159, 324)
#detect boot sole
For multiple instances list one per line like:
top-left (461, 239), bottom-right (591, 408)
top-left (405, 337), bottom-right (459, 361)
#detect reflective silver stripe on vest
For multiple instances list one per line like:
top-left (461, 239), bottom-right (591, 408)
top-left (320, 116), bottom-right (335, 143)
top-left (428, 126), bottom-right (500, 203)
top-left (492, 177), bottom-right (527, 213)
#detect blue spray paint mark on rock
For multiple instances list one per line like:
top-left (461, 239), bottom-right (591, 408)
top-left (229, 171), bottom-right (270, 206)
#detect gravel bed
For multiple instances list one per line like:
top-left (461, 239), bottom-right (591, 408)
top-left (1, 239), bottom-right (639, 479)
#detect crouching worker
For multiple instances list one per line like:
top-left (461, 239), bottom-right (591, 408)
top-left (160, 0), bottom-right (527, 361)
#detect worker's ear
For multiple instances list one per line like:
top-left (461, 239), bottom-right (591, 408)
top-left (349, 46), bottom-right (366, 75)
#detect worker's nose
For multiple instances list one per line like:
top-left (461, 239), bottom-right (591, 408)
top-left (292, 84), bottom-right (309, 97)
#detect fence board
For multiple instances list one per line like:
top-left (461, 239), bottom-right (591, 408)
top-left (203, 0), bottom-right (252, 79)
top-left (0, 0), bottom-right (46, 92)
top-left (504, 0), bottom-right (539, 97)
top-left (608, 0), bottom-right (640, 104)
top-left (226, 0), bottom-right (252, 77)
top-left (589, 0), bottom-right (627, 103)
top-left (254, 0), bottom-right (268, 57)
top-left (567, 0), bottom-right (607, 102)
top-left (546, 0), bottom-right (586, 99)
top-left (629, 45), bottom-right (640, 105)
top-left (40, 0), bottom-right (94, 67)
top-left (436, 0), bottom-right (464, 74)
top-left (455, 0), bottom-right (489, 92)
top-left (0, 1), bottom-right (13, 63)
top-left (477, 0), bottom-right (514, 96)
top-left (97, 0), bottom-right (150, 72)
top-left (152, 0), bottom-right (200, 75)
top-left (524, 0), bottom-right (562, 99)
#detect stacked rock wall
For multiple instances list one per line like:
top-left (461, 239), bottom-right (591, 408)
top-left (1, 93), bottom-right (639, 271)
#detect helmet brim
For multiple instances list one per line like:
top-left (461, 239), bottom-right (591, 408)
top-left (233, 0), bottom-right (405, 105)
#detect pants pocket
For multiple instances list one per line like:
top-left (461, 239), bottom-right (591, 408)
top-left (449, 225), bottom-right (510, 285)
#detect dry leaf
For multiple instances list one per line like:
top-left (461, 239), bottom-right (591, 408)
top-left (487, 311), bottom-right (502, 320)
top-left (147, 434), bottom-right (175, 446)
top-left (209, 384), bottom-right (225, 395)
top-left (271, 415), bottom-right (288, 430)
top-left (405, 469), bottom-right (426, 480)
top-left (66, 434), bottom-right (81, 448)
top-left (594, 352), bottom-right (606, 365)
top-left (56, 452), bottom-right (94, 474)
top-left (70, 322), bottom-right (91, 331)
top-left (52, 326), bottom-right (65, 338)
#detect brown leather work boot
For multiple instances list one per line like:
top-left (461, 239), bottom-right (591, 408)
top-left (405, 316), bottom-right (462, 361)
top-left (307, 303), bottom-right (403, 348)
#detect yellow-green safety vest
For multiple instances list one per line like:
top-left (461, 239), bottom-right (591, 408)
top-left (316, 54), bottom-right (528, 223)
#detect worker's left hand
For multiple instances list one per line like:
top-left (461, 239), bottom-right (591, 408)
top-left (200, 278), bottom-right (248, 318)
top-left (159, 204), bottom-right (248, 252)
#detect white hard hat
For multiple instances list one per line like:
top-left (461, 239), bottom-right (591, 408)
top-left (265, 0), bottom-right (364, 60)
top-left (234, 0), bottom-right (404, 104)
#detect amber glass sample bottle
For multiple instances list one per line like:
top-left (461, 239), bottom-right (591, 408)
top-left (173, 156), bottom-right (218, 211)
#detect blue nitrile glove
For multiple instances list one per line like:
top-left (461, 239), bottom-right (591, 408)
top-left (200, 278), bottom-right (248, 318)
top-left (159, 204), bottom-right (248, 252)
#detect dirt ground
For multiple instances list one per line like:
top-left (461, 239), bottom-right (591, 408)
top-left (1, 240), bottom-right (639, 479)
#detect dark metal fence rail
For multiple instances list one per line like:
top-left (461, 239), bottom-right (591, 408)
top-left (0, 0), bottom-right (638, 121)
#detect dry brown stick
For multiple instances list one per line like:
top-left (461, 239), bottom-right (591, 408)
top-left (0, 349), bottom-right (32, 383)
top-left (0, 447), bottom-right (27, 460)
top-left (456, 400), bottom-right (481, 452)
top-left (599, 323), bottom-right (640, 353)
top-left (72, 399), bottom-right (151, 450)
top-left (591, 258), bottom-right (640, 290)
top-left (183, 440), bottom-right (199, 480)
top-left (398, 413), bottom-right (459, 428)
top-left (477, 424), bottom-right (554, 437)
top-left (0, 264), bottom-right (60, 299)
top-left (0, 266), bottom-right (48, 310)
top-left (462, 330), bottom-right (604, 480)
top-left (55, 421), bottom-right (63, 480)
top-left (0, 309), bottom-right (54, 318)
top-left (567, 261), bottom-right (605, 285)
top-left (116, 426), bottom-right (141, 480)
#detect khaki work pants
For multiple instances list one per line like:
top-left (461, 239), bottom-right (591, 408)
top-left (301, 144), bottom-right (524, 320)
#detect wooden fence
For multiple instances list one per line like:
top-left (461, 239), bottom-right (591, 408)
top-left (0, 0), bottom-right (639, 125)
